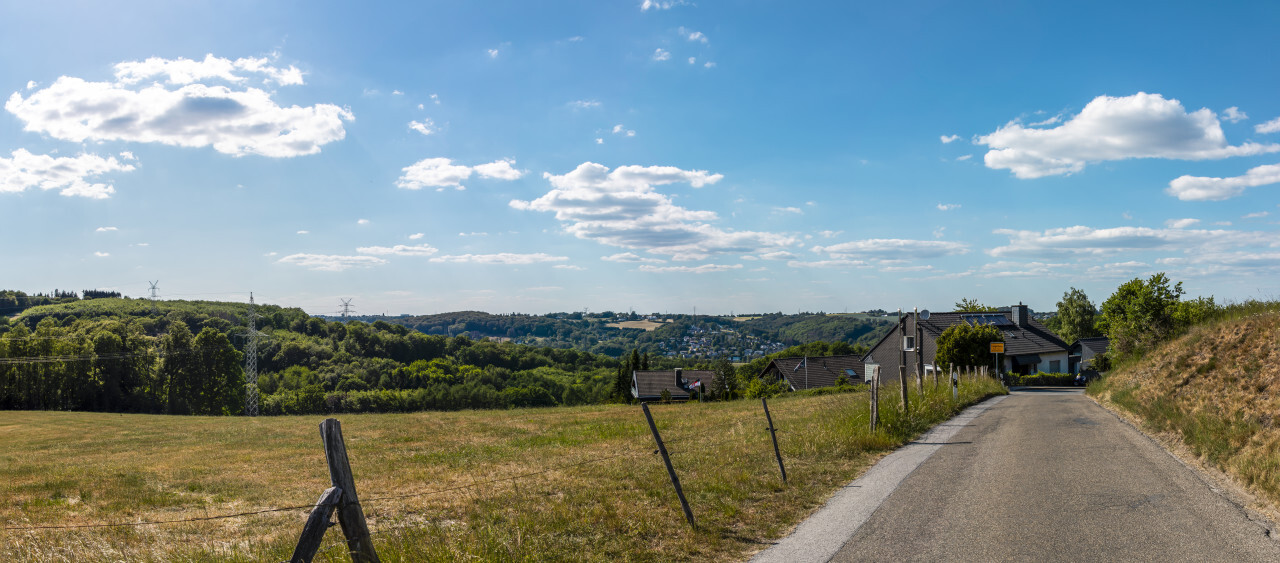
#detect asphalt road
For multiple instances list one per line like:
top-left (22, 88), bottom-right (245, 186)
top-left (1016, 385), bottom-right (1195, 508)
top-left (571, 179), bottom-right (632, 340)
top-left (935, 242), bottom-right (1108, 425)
top-left (756, 388), bottom-right (1280, 562)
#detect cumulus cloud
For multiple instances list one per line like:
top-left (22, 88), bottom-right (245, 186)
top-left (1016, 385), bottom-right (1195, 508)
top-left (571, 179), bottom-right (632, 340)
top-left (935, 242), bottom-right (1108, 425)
top-left (680, 28), bottom-right (708, 43)
top-left (429, 253), bottom-right (568, 265)
top-left (773, 206), bottom-right (803, 214)
top-left (0, 149), bottom-right (134, 198)
top-left (356, 243), bottom-right (438, 256)
top-left (988, 225), bottom-right (1274, 258)
top-left (640, 0), bottom-right (685, 10)
top-left (488, 49), bottom-right (499, 58)
top-left (653, 48), bottom-right (671, 61)
top-left (297, 230), bottom-right (309, 234)
top-left (511, 162), bottom-right (796, 260)
top-left (940, 134), bottom-right (960, 144)
top-left (569, 100), bottom-right (600, 109)
top-left (1242, 211), bottom-right (1270, 219)
top-left (409, 119), bottom-right (435, 136)
top-left (1164, 218), bottom-right (1200, 229)
top-left (811, 239), bottom-right (970, 260)
top-left (704, 62), bottom-right (716, 68)
top-left (1222, 107), bottom-right (1248, 123)
top-left (937, 203), bottom-right (960, 211)
top-left (978, 92), bottom-right (1280, 178)
top-left (786, 259), bottom-right (869, 269)
top-left (277, 253), bottom-right (387, 271)
top-left (8, 56), bottom-right (350, 158)
top-left (94, 251), bottom-right (110, 257)
top-left (602, 252), bottom-right (665, 263)
top-left (96, 226), bottom-right (118, 232)
top-left (396, 157), bottom-right (525, 190)
top-left (357, 219), bottom-right (370, 225)
top-left (1167, 163), bottom-right (1280, 201)
top-left (611, 124), bottom-right (636, 137)
top-left (554, 264), bottom-right (585, 270)
top-left (638, 263), bottom-right (742, 274)
top-left (1256, 116), bottom-right (1280, 134)
top-left (409, 233), bottom-right (424, 240)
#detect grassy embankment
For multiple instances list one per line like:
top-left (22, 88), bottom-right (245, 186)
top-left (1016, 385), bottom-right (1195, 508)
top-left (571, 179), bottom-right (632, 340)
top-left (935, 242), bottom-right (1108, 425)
top-left (1, 377), bottom-right (1003, 562)
top-left (1088, 301), bottom-right (1280, 508)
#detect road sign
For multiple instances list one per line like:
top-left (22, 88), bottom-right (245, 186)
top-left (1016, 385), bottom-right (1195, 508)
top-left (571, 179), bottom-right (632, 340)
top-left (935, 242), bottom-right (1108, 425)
top-left (990, 342), bottom-right (1005, 354)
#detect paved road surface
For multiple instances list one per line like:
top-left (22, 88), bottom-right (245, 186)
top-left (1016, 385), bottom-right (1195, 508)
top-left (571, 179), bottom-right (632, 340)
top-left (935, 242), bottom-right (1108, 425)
top-left (758, 389), bottom-right (1280, 562)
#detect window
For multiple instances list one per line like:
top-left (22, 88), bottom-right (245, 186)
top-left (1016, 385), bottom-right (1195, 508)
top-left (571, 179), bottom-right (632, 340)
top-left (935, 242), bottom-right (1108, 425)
top-left (1049, 360), bottom-right (1061, 373)
top-left (903, 335), bottom-right (915, 351)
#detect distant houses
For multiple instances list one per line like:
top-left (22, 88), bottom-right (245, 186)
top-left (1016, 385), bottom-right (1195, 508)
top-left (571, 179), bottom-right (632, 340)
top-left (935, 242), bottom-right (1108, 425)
top-left (757, 355), bottom-right (867, 390)
top-left (1069, 336), bottom-right (1110, 375)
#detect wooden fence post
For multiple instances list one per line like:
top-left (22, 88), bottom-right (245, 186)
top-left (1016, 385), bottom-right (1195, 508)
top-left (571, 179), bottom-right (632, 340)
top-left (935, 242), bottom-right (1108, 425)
top-left (641, 403), bottom-right (696, 529)
top-left (762, 398), bottom-right (786, 483)
top-left (290, 486), bottom-right (343, 563)
top-left (899, 365), bottom-right (909, 412)
top-left (869, 367), bottom-right (879, 432)
top-left (319, 418), bottom-right (381, 563)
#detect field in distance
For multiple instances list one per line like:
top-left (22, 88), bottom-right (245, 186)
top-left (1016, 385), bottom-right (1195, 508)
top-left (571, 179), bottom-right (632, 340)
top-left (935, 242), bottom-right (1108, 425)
top-left (604, 319), bottom-right (668, 331)
top-left (0, 379), bottom-right (1002, 561)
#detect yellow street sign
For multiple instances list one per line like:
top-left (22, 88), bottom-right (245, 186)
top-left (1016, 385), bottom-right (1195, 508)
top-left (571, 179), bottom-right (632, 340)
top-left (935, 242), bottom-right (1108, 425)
top-left (990, 342), bottom-right (1005, 354)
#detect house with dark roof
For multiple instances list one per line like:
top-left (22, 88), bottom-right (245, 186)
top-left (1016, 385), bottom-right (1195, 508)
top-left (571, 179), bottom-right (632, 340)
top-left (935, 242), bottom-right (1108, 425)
top-left (862, 304), bottom-right (1069, 378)
top-left (1069, 337), bottom-right (1110, 375)
top-left (758, 355), bottom-right (866, 390)
top-left (631, 368), bottom-right (716, 401)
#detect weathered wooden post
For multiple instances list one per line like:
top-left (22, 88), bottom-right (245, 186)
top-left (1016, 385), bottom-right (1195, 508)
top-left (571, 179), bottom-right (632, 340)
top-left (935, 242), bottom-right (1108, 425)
top-left (762, 398), bottom-right (787, 483)
top-left (869, 363), bottom-right (880, 432)
top-left (899, 311), bottom-right (909, 412)
top-left (290, 486), bottom-right (343, 563)
top-left (319, 418), bottom-right (380, 563)
top-left (641, 403), bottom-right (695, 528)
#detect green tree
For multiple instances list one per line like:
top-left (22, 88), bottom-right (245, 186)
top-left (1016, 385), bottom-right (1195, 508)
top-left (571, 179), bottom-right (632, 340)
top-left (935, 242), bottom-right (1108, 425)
top-left (159, 322), bottom-right (197, 414)
top-left (934, 324), bottom-right (1003, 368)
top-left (1054, 287), bottom-right (1099, 344)
top-left (190, 328), bottom-right (244, 415)
top-left (1098, 273), bottom-right (1216, 357)
top-left (954, 298), bottom-right (998, 312)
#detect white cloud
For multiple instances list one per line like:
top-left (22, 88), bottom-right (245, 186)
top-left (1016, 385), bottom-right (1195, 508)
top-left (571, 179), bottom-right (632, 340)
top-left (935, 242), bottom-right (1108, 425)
top-left (602, 252), bottom-right (665, 264)
top-left (396, 157), bottom-right (525, 190)
top-left (988, 225), bottom-right (1274, 258)
top-left (278, 253), bottom-right (387, 271)
top-left (392, 90), bottom-right (403, 96)
top-left (0, 149), bottom-right (134, 199)
top-left (409, 233), bottom-right (424, 240)
top-left (773, 206), bottom-right (803, 214)
top-left (595, 138), bottom-right (604, 144)
top-left (1222, 107), bottom-right (1248, 123)
top-left (811, 239), bottom-right (970, 260)
top-left (956, 154), bottom-right (973, 161)
top-left (554, 264), bottom-right (586, 270)
top-left (511, 162), bottom-right (796, 260)
top-left (409, 119), bottom-right (435, 136)
top-left (704, 61), bottom-right (716, 69)
top-left (569, 100), bottom-right (600, 109)
top-left (95, 226), bottom-right (118, 232)
top-left (296, 230), bottom-right (309, 235)
top-left (113, 54), bottom-right (304, 86)
top-left (119, 151), bottom-right (136, 161)
top-left (1167, 162), bottom-right (1280, 201)
top-left (1256, 116), bottom-right (1280, 134)
top-left (653, 48), bottom-right (671, 61)
top-left (940, 134), bottom-right (960, 144)
top-left (937, 203), bottom-right (960, 211)
top-left (640, 0), bottom-right (685, 10)
top-left (429, 253), bottom-right (568, 265)
top-left (1029, 115), bottom-right (1063, 127)
top-left (430, 94), bottom-right (440, 105)
top-left (94, 251), bottom-right (109, 257)
top-left (356, 243), bottom-right (438, 256)
top-left (978, 93), bottom-right (1280, 178)
top-left (357, 219), bottom-right (370, 225)
top-left (759, 251), bottom-right (798, 260)
top-left (688, 57), bottom-right (696, 65)
top-left (612, 124), bottom-right (636, 137)
top-left (819, 230), bottom-right (842, 238)
top-left (459, 231), bottom-right (488, 237)
top-left (1164, 218), bottom-right (1200, 229)
top-left (25, 80), bottom-right (36, 90)
top-left (1242, 211), bottom-right (1270, 219)
top-left (638, 264), bottom-right (742, 274)
top-left (681, 28), bottom-right (708, 43)
top-left (786, 259), bottom-right (869, 269)
top-left (488, 49), bottom-right (499, 58)
top-left (8, 58), bottom-right (351, 158)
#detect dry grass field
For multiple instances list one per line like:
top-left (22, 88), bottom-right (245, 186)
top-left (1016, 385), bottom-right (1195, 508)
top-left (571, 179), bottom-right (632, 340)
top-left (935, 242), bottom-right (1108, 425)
top-left (604, 320), bottom-right (667, 331)
top-left (1, 378), bottom-right (1004, 562)
top-left (1090, 308), bottom-right (1280, 510)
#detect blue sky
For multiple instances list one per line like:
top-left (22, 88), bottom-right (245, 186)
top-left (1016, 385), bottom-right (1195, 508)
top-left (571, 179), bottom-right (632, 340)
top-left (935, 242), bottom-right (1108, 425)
top-left (3, 0), bottom-right (1279, 316)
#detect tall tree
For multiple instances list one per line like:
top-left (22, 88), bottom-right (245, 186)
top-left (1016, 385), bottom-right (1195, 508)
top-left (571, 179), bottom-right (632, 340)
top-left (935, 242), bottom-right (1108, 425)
top-left (1054, 287), bottom-right (1099, 344)
top-left (1098, 273), bottom-right (1216, 357)
top-left (160, 322), bottom-right (197, 414)
top-left (935, 324), bottom-right (1004, 367)
top-left (954, 298), bottom-right (998, 312)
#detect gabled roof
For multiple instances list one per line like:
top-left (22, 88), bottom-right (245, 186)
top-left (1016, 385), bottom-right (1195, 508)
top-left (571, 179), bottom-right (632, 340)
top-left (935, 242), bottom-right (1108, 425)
top-left (914, 311), bottom-right (1068, 356)
top-left (761, 355), bottom-right (865, 390)
top-left (633, 369), bottom-right (716, 400)
top-left (1072, 337), bottom-right (1110, 355)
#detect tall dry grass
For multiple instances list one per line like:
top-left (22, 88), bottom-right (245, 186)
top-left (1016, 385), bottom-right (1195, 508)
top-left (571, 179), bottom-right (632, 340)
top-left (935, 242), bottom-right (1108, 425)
top-left (1, 377), bottom-right (1004, 562)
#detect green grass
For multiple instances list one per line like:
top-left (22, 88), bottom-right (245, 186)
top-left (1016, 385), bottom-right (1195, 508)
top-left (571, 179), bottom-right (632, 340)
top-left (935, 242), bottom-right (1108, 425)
top-left (0, 377), bottom-right (1005, 562)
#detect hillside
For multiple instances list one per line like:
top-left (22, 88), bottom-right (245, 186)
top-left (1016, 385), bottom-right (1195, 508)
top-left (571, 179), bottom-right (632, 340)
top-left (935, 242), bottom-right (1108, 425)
top-left (1089, 307), bottom-right (1280, 508)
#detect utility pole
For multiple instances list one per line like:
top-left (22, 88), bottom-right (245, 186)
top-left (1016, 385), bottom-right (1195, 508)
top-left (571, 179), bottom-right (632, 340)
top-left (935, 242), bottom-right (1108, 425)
top-left (244, 292), bottom-right (266, 417)
top-left (915, 307), bottom-right (925, 395)
top-left (340, 298), bottom-right (354, 319)
top-left (898, 309), bottom-right (909, 412)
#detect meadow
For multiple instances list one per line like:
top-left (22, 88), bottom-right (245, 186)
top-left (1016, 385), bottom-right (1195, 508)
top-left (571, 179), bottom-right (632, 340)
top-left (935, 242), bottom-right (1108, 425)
top-left (1, 377), bottom-right (1004, 561)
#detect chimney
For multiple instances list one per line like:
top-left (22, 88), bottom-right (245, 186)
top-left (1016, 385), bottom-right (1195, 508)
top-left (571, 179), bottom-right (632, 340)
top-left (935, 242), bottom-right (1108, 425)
top-left (1012, 303), bottom-right (1029, 327)
top-left (674, 367), bottom-right (683, 384)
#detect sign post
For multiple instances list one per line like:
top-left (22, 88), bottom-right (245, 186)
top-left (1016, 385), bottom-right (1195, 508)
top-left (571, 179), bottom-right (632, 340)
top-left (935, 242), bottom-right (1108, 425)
top-left (990, 341), bottom-right (1004, 375)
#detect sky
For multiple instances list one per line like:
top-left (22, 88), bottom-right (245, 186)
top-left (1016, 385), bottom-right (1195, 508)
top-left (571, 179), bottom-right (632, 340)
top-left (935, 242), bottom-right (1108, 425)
top-left (3, 0), bottom-right (1279, 317)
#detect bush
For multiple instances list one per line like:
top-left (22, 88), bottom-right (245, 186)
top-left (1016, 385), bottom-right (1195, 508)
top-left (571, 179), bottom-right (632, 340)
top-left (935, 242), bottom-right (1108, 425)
top-left (1006, 372), bottom-right (1076, 386)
